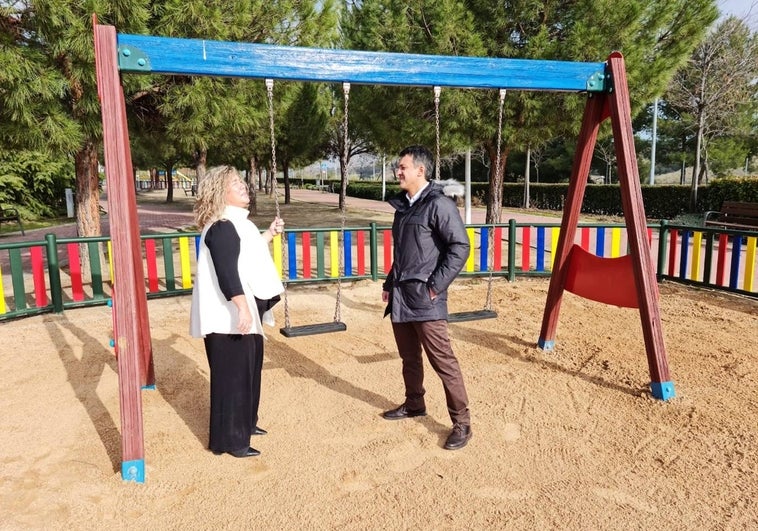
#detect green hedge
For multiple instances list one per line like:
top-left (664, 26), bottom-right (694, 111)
top-left (314, 176), bottom-right (758, 220)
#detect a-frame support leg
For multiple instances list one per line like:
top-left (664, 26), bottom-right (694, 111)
top-left (606, 52), bottom-right (673, 399)
top-left (94, 21), bottom-right (154, 482)
top-left (538, 52), bottom-right (674, 401)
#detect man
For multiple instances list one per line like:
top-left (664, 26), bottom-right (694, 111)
top-left (381, 145), bottom-right (472, 450)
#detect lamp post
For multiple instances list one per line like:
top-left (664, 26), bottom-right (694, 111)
top-left (649, 97), bottom-right (658, 185)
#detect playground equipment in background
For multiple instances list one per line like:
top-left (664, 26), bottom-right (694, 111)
top-left (93, 20), bottom-right (676, 482)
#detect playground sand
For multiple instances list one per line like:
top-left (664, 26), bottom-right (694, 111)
top-left (1, 279), bottom-right (756, 529)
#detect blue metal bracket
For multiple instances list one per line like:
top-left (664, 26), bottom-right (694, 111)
top-left (650, 381), bottom-right (676, 401)
top-left (121, 459), bottom-right (145, 483)
top-left (538, 338), bottom-right (555, 351)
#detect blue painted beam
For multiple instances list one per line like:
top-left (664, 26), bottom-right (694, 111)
top-left (116, 34), bottom-right (607, 93)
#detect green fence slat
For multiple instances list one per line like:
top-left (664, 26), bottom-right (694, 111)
top-left (9, 248), bottom-right (26, 310)
top-left (163, 238), bottom-right (176, 291)
top-left (316, 232), bottom-right (325, 279)
top-left (88, 242), bottom-right (104, 299)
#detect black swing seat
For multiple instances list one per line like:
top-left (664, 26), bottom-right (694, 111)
top-left (280, 321), bottom-right (347, 338)
top-left (448, 310), bottom-right (498, 323)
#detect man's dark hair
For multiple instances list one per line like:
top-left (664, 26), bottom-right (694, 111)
top-left (399, 145), bottom-right (435, 181)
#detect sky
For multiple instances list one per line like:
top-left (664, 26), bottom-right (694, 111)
top-left (717, 0), bottom-right (757, 29)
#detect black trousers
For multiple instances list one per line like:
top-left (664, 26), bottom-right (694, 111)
top-left (204, 333), bottom-right (263, 453)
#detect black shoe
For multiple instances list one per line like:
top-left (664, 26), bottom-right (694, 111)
top-left (252, 426), bottom-right (267, 436)
top-left (444, 424), bottom-right (472, 450)
top-left (213, 446), bottom-right (261, 458)
top-left (382, 404), bottom-right (427, 420)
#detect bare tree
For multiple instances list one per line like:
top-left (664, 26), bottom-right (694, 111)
top-left (595, 139), bottom-right (617, 184)
top-left (665, 16), bottom-right (758, 208)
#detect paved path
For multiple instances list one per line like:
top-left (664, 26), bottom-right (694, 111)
top-left (0, 187), bottom-right (562, 244)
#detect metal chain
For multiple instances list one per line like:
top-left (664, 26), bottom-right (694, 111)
top-left (334, 82), bottom-right (350, 323)
top-left (434, 86), bottom-right (441, 180)
top-left (485, 89), bottom-right (507, 312)
top-left (266, 79), bottom-right (290, 329)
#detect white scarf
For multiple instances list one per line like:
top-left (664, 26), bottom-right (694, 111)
top-left (189, 206), bottom-right (284, 337)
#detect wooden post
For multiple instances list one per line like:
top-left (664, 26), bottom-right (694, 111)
top-left (606, 52), bottom-right (672, 398)
top-left (93, 21), bottom-right (152, 482)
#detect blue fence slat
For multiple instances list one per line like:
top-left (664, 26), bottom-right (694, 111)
top-left (480, 227), bottom-right (489, 272)
top-left (595, 227), bottom-right (605, 257)
top-left (536, 227), bottom-right (546, 272)
top-left (344, 231), bottom-right (352, 277)
top-left (287, 232), bottom-right (298, 280)
top-left (729, 237), bottom-right (742, 290)
top-left (679, 231), bottom-right (690, 279)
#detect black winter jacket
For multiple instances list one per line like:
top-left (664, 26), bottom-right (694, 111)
top-left (382, 181), bottom-right (470, 322)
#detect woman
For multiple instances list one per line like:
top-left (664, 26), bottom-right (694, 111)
top-left (189, 165), bottom-right (284, 458)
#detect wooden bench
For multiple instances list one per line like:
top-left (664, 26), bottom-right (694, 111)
top-left (183, 184), bottom-right (197, 197)
top-left (704, 201), bottom-right (758, 232)
top-left (0, 206), bottom-right (24, 235)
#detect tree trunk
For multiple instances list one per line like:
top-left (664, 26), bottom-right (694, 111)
top-left (485, 144), bottom-right (508, 224)
top-left (690, 106), bottom-right (705, 211)
top-left (339, 154), bottom-right (350, 212)
top-left (165, 164), bottom-right (174, 203)
top-left (282, 159), bottom-right (291, 205)
top-left (75, 139), bottom-right (102, 238)
top-left (194, 148), bottom-right (208, 188)
top-left (690, 74), bottom-right (707, 211)
top-left (247, 157), bottom-right (258, 217)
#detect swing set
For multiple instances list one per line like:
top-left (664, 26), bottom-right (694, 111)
top-left (93, 20), bottom-right (675, 482)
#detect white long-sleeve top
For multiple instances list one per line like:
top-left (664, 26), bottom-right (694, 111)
top-left (189, 205), bottom-right (284, 337)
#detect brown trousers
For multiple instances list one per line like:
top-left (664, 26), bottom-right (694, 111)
top-left (391, 320), bottom-right (470, 426)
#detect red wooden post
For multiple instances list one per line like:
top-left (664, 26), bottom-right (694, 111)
top-left (93, 22), bottom-right (150, 482)
top-left (606, 52), bottom-right (671, 398)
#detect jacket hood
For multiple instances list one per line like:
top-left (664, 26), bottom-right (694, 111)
top-left (388, 179), bottom-right (465, 211)
top-left (435, 179), bottom-right (464, 199)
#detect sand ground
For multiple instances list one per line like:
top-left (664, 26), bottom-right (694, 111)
top-left (1, 275), bottom-right (757, 530)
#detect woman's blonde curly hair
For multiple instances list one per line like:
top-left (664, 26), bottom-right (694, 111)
top-left (194, 165), bottom-right (241, 227)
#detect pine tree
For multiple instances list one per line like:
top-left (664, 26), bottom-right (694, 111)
top-left (344, 0), bottom-right (720, 222)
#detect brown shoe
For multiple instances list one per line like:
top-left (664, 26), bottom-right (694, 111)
top-left (382, 404), bottom-right (427, 420)
top-left (444, 424), bottom-right (472, 450)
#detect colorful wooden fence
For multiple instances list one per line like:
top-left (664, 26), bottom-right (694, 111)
top-left (1, 221), bottom-right (756, 321)
top-left (657, 222), bottom-right (758, 297)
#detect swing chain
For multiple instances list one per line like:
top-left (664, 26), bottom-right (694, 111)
top-left (334, 82), bottom-right (350, 323)
top-left (266, 78), bottom-right (290, 329)
top-left (485, 88), bottom-right (507, 312)
top-left (434, 86), bottom-right (441, 180)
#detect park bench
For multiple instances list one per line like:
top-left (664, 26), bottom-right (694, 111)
top-left (0, 206), bottom-right (24, 235)
top-left (183, 184), bottom-right (197, 197)
top-left (703, 201), bottom-right (758, 232)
